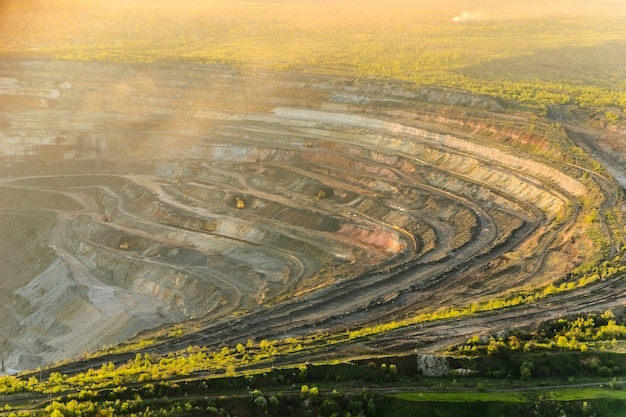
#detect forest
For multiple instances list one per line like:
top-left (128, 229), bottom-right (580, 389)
top-left (2, 0), bottom-right (626, 111)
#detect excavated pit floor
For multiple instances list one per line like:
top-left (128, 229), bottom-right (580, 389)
top-left (0, 59), bottom-right (609, 371)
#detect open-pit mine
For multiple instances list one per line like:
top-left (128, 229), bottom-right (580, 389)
top-left (1, 58), bottom-right (625, 374)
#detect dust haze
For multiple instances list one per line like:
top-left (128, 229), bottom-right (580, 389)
top-left (1, 0), bottom-right (626, 375)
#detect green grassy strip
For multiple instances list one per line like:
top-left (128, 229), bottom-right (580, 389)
top-left (391, 391), bottom-right (527, 403)
top-left (547, 388), bottom-right (626, 401)
top-left (391, 387), bottom-right (626, 403)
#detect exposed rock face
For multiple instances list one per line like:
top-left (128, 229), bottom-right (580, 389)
top-left (0, 60), bottom-right (596, 370)
top-left (417, 354), bottom-right (450, 377)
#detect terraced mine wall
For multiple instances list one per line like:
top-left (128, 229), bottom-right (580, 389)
top-left (0, 60), bottom-right (605, 371)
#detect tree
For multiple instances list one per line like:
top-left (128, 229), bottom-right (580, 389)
top-left (268, 395), bottom-right (280, 407)
top-left (389, 364), bottom-right (398, 379)
top-left (297, 365), bottom-right (308, 381)
top-left (367, 398), bottom-right (376, 416)
top-left (520, 361), bottom-right (534, 380)
top-left (556, 335), bottom-right (569, 349)
top-left (507, 335), bottom-right (521, 350)
top-left (254, 395), bottom-right (267, 408)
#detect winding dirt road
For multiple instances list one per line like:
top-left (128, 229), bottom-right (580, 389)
top-left (1, 61), bottom-right (624, 373)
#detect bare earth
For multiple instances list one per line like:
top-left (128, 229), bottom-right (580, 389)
top-left (1, 60), bottom-right (625, 372)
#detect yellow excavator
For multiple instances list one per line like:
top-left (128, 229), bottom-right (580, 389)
top-left (314, 190), bottom-right (326, 200)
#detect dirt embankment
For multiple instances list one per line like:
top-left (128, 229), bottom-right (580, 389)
top-left (1, 60), bottom-right (611, 371)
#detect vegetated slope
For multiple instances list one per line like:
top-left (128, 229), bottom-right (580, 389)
top-left (0, 59), bottom-right (624, 373)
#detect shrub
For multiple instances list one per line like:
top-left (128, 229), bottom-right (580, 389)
top-left (254, 395), bottom-right (267, 408)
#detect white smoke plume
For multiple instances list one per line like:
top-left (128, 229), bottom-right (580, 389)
top-left (452, 10), bottom-right (486, 22)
